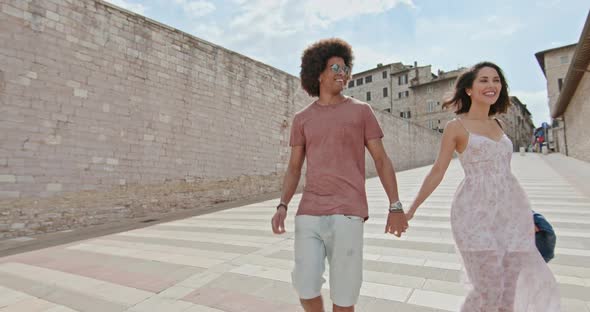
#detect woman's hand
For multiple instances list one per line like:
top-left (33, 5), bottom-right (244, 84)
top-left (405, 207), bottom-right (416, 221)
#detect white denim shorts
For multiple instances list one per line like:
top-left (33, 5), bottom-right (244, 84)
top-left (291, 214), bottom-right (364, 307)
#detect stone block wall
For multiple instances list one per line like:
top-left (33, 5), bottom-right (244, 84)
top-left (0, 0), bottom-right (441, 238)
top-left (563, 71), bottom-right (590, 162)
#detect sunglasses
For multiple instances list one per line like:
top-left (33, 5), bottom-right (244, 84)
top-left (330, 63), bottom-right (350, 75)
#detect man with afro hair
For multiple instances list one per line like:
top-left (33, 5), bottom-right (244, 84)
top-left (271, 38), bottom-right (407, 312)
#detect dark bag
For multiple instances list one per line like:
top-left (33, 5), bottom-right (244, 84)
top-left (533, 211), bottom-right (556, 263)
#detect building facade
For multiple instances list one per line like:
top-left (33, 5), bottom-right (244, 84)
top-left (535, 43), bottom-right (577, 154)
top-left (347, 61), bottom-right (536, 151)
top-left (499, 97), bottom-right (536, 151)
top-left (344, 62), bottom-right (431, 115)
top-left (536, 12), bottom-right (590, 162)
top-left (410, 70), bottom-right (462, 132)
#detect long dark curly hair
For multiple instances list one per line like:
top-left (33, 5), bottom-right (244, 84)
top-left (300, 38), bottom-right (354, 97)
top-left (442, 61), bottom-right (510, 116)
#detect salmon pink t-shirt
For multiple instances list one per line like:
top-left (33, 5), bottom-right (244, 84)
top-left (290, 97), bottom-right (384, 220)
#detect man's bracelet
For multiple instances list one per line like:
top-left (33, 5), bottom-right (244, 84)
top-left (388, 201), bottom-right (404, 213)
top-left (276, 203), bottom-right (288, 211)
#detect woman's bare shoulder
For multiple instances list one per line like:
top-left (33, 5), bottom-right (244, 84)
top-left (444, 118), bottom-right (463, 133)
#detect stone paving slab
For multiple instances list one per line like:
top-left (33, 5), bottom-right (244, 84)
top-left (0, 153), bottom-right (589, 311)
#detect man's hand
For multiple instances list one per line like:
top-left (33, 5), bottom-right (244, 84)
top-left (271, 207), bottom-right (287, 234)
top-left (385, 212), bottom-right (408, 237)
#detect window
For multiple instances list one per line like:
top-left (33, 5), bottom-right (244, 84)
top-left (426, 100), bottom-right (436, 113)
top-left (400, 111), bottom-right (411, 118)
top-left (427, 86), bottom-right (433, 94)
top-left (356, 78), bottom-right (363, 86)
top-left (383, 87), bottom-right (388, 98)
top-left (365, 75), bottom-right (372, 83)
top-left (405, 90), bottom-right (409, 97)
top-left (427, 120), bottom-right (439, 130)
top-left (558, 78), bottom-right (563, 91)
top-left (398, 74), bottom-right (408, 85)
top-left (398, 92), bottom-right (402, 99)
top-left (382, 71), bottom-right (387, 79)
top-left (366, 91), bottom-right (371, 101)
top-left (384, 108), bottom-right (391, 112)
top-left (560, 55), bottom-right (569, 64)
top-left (348, 81), bottom-right (354, 88)
top-left (428, 120), bottom-right (440, 130)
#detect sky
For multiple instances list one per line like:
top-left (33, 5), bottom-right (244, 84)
top-left (105, 0), bottom-right (589, 127)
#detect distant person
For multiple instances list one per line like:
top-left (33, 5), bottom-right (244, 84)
top-left (270, 38), bottom-right (408, 312)
top-left (404, 62), bottom-right (560, 311)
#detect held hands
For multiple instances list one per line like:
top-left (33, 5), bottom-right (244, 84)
top-left (271, 205), bottom-right (287, 234)
top-left (385, 211), bottom-right (409, 237)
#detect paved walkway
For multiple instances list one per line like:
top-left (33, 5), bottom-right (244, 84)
top-left (0, 153), bottom-right (589, 311)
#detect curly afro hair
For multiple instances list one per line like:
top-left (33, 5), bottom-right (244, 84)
top-left (300, 38), bottom-right (354, 97)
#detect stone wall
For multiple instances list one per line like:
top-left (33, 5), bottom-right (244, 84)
top-left (563, 70), bottom-right (590, 163)
top-left (0, 0), bottom-right (441, 238)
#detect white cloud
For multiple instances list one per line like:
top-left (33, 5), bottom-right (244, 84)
top-left (303, 0), bottom-right (415, 28)
top-left (228, 0), bottom-right (414, 42)
top-left (511, 90), bottom-right (550, 127)
top-left (174, 0), bottom-right (216, 17)
top-left (228, 0), bottom-right (303, 40)
top-left (104, 0), bottom-right (147, 15)
top-left (212, 0), bottom-right (415, 70)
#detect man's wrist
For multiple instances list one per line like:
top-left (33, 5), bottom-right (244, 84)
top-left (277, 202), bottom-right (288, 211)
top-left (388, 200), bottom-right (404, 213)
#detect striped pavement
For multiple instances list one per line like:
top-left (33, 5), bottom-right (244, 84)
top-left (0, 153), bottom-right (589, 311)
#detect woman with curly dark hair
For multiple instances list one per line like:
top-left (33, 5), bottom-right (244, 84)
top-left (405, 62), bottom-right (560, 311)
top-left (271, 38), bottom-right (408, 312)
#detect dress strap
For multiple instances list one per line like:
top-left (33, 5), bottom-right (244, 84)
top-left (455, 118), bottom-right (469, 134)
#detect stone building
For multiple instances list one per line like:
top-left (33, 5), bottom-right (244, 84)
top-left (348, 61), bottom-right (536, 152)
top-left (344, 62), bottom-right (432, 115)
top-left (410, 69), bottom-right (463, 132)
top-left (410, 70), bottom-right (535, 151)
top-left (536, 12), bottom-right (590, 162)
top-left (535, 43), bottom-right (577, 154)
top-left (499, 97), bottom-right (535, 151)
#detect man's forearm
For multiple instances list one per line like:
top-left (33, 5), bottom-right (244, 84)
top-left (280, 169), bottom-right (301, 205)
top-left (375, 157), bottom-right (400, 204)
